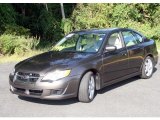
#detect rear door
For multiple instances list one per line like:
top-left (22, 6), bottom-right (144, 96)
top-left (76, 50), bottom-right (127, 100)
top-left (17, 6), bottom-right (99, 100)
top-left (121, 30), bottom-right (144, 74)
top-left (102, 31), bottom-right (129, 84)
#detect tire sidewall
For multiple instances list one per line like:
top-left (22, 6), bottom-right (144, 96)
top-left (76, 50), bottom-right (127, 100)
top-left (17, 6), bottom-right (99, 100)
top-left (78, 72), bottom-right (96, 102)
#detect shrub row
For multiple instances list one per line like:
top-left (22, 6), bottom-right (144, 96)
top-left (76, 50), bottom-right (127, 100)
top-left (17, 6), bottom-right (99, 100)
top-left (0, 34), bottom-right (39, 55)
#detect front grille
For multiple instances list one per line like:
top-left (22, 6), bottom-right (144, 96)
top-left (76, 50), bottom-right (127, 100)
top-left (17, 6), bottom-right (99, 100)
top-left (16, 75), bottom-right (28, 82)
top-left (29, 90), bottom-right (43, 96)
top-left (16, 72), bottom-right (40, 83)
top-left (18, 72), bottom-right (40, 77)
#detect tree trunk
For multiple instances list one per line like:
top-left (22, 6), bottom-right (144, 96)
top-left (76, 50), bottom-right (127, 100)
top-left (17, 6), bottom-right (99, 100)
top-left (60, 3), bottom-right (65, 19)
top-left (45, 3), bottom-right (48, 11)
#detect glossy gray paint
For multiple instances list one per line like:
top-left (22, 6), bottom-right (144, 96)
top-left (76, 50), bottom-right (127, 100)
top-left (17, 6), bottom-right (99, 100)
top-left (9, 28), bottom-right (158, 100)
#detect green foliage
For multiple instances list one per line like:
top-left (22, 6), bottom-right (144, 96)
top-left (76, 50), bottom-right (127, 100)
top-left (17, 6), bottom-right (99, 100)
top-left (0, 4), bottom-right (16, 34)
top-left (1, 3), bottom-right (160, 42)
top-left (71, 3), bottom-right (160, 41)
top-left (61, 18), bottom-right (73, 35)
top-left (156, 40), bottom-right (160, 50)
top-left (37, 10), bottom-right (59, 40)
top-left (12, 3), bottom-right (65, 42)
top-left (72, 4), bottom-right (111, 29)
top-left (0, 34), bottom-right (39, 55)
top-left (1, 3), bottom-right (160, 57)
top-left (4, 25), bottom-right (30, 36)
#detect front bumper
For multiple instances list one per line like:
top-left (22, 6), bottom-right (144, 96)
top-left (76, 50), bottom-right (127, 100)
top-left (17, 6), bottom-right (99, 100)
top-left (9, 75), bottom-right (81, 100)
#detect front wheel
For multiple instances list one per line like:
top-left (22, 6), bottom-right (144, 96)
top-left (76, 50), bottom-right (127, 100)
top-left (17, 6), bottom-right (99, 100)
top-left (78, 72), bottom-right (96, 103)
top-left (141, 56), bottom-right (154, 79)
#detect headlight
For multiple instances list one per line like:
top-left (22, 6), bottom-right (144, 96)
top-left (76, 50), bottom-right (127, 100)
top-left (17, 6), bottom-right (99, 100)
top-left (10, 68), bottom-right (15, 76)
top-left (42, 69), bottom-right (71, 82)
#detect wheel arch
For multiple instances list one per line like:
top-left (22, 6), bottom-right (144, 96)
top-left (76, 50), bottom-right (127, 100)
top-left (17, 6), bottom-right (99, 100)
top-left (145, 53), bottom-right (155, 65)
top-left (78, 68), bottom-right (101, 91)
top-left (146, 53), bottom-right (154, 59)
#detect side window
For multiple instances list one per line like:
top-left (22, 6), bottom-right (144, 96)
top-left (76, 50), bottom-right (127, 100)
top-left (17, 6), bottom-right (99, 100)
top-left (122, 31), bottom-right (138, 47)
top-left (76, 33), bottom-right (105, 52)
top-left (133, 32), bottom-right (143, 43)
top-left (107, 32), bottom-right (123, 49)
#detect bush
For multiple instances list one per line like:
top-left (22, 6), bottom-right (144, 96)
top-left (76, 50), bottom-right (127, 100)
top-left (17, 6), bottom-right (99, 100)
top-left (71, 4), bottom-right (111, 30)
top-left (4, 25), bottom-right (30, 36)
top-left (0, 34), bottom-right (39, 55)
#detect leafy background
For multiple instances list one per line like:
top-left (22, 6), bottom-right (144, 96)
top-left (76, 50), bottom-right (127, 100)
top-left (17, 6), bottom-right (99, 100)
top-left (0, 3), bottom-right (160, 62)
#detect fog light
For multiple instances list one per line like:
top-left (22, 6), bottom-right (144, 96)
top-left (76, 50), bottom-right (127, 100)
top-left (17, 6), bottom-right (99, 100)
top-left (51, 89), bottom-right (63, 95)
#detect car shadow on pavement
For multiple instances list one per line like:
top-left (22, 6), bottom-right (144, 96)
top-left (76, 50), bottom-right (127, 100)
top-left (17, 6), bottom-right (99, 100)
top-left (98, 67), bottom-right (157, 94)
top-left (18, 96), bottom-right (78, 105)
top-left (18, 67), bottom-right (157, 105)
top-left (97, 76), bottom-right (140, 94)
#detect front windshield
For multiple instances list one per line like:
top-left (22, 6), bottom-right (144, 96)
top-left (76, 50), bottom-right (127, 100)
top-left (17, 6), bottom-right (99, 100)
top-left (53, 32), bottom-right (106, 53)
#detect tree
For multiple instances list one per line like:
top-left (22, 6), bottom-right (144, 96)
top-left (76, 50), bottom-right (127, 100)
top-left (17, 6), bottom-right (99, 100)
top-left (60, 3), bottom-right (65, 19)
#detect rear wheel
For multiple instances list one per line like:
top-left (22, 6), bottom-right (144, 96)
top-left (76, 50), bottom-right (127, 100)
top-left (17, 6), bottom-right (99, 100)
top-left (141, 56), bottom-right (154, 79)
top-left (78, 72), bottom-right (96, 103)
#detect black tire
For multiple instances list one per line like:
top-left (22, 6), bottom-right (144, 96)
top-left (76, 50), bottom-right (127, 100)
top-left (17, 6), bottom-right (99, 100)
top-left (141, 56), bottom-right (154, 79)
top-left (78, 72), bottom-right (96, 103)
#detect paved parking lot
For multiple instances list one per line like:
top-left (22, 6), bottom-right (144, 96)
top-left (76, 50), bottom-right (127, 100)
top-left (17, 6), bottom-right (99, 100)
top-left (0, 61), bottom-right (160, 117)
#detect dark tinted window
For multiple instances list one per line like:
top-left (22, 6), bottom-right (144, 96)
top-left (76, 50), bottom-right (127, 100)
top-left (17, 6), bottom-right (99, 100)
top-left (133, 32), bottom-right (143, 43)
top-left (122, 31), bottom-right (138, 47)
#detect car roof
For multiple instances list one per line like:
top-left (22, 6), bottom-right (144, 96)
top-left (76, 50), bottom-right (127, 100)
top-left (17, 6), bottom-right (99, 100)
top-left (72, 28), bottom-right (119, 33)
top-left (71, 28), bottom-right (143, 36)
top-left (72, 28), bottom-right (136, 34)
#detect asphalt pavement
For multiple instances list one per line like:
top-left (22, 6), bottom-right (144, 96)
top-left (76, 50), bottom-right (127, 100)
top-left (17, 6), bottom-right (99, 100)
top-left (0, 61), bottom-right (160, 117)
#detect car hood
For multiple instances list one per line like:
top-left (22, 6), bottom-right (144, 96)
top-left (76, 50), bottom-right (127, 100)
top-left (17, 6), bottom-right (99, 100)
top-left (15, 51), bottom-right (94, 74)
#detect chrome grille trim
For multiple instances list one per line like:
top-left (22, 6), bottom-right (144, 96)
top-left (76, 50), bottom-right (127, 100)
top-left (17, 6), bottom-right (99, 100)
top-left (15, 72), bottom-right (40, 83)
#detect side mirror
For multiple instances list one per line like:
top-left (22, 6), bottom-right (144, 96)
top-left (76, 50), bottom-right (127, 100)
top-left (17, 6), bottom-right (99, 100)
top-left (105, 45), bottom-right (117, 52)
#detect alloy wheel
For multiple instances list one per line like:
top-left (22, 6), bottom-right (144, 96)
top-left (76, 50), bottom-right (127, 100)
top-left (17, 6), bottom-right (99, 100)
top-left (88, 75), bottom-right (95, 100)
top-left (144, 58), bottom-right (153, 77)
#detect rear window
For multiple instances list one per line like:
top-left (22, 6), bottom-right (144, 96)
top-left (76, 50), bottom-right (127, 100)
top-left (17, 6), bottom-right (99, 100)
top-left (133, 32), bottom-right (143, 43)
top-left (122, 31), bottom-right (138, 47)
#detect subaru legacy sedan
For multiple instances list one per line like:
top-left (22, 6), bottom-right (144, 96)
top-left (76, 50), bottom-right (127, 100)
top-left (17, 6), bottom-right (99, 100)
top-left (9, 28), bottom-right (158, 103)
